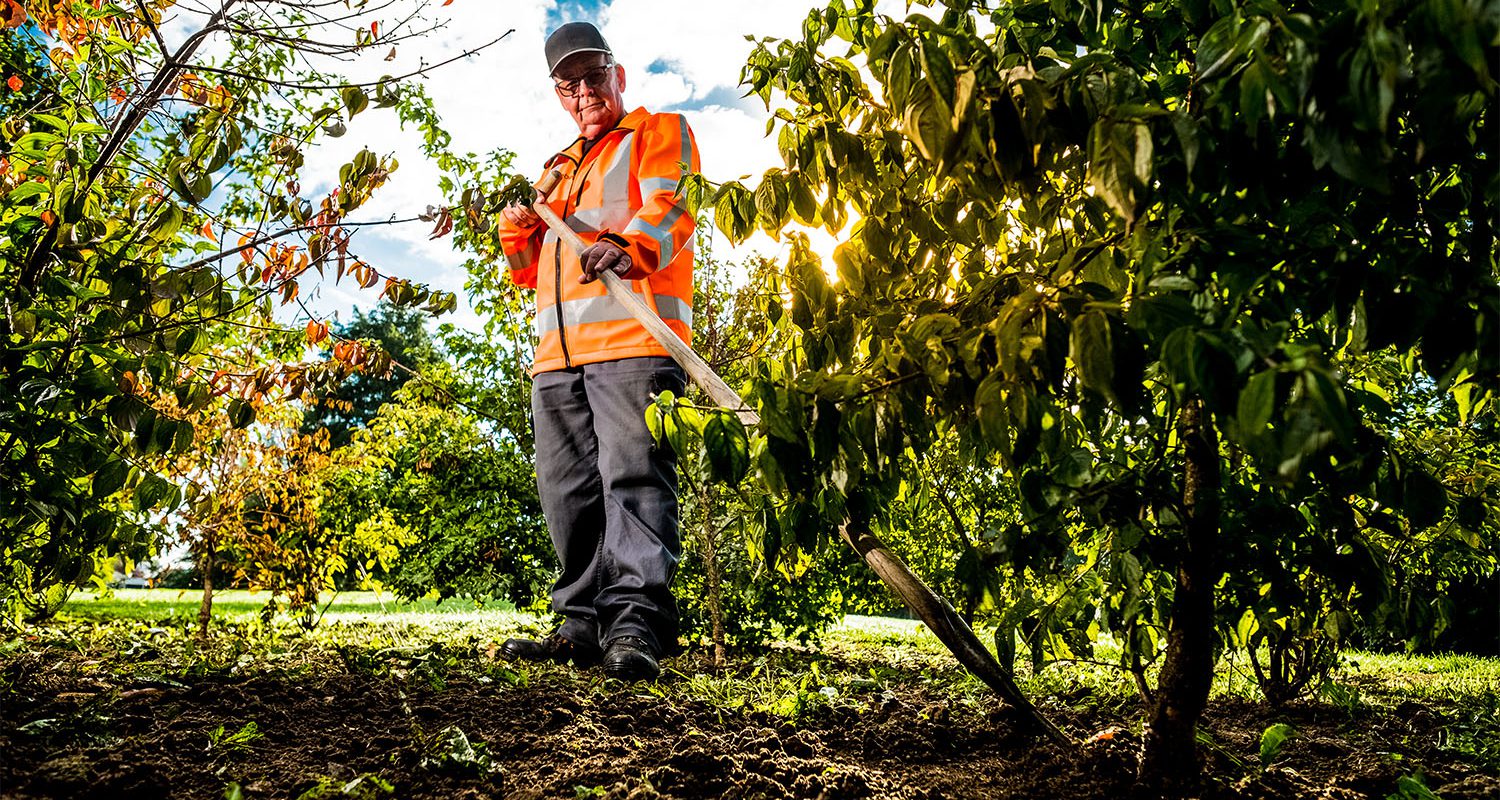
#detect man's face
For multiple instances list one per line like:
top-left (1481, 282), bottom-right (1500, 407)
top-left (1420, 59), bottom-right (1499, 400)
top-left (553, 53), bottom-right (626, 140)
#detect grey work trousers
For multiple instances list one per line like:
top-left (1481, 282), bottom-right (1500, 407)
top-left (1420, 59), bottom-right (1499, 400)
top-left (531, 356), bottom-right (685, 655)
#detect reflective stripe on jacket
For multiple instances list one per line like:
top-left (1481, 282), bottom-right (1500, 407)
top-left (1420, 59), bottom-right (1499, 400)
top-left (499, 107), bottom-right (699, 375)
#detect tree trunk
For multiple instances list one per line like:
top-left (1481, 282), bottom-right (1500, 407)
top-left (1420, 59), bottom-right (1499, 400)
top-left (699, 484), bottom-right (727, 667)
top-left (1137, 398), bottom-right (1222, 795)
top-left (197, 539), bottom-right (215, 638)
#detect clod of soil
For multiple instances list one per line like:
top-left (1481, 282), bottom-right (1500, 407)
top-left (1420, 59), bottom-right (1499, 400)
top-left (3, 655), bottom-right (1496, 800)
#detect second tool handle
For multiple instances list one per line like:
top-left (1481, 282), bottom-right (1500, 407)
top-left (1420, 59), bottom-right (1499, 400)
top-left (530, 169), bottom-right (759, 428)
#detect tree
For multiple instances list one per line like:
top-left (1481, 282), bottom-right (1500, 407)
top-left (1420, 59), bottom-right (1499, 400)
top-left (0, 18), bottom-right (54, 118)
top-left (302, 303), bottom-right (443, 446)
top-left (145, 324), bottom-right (393, 634)
top-left (699, 0), bottom-right (1495, 792)
top-left (0, 0), bottom-right (489, 623)
top-left (148, 333), bottom-right (295, 635)
top-left (319, 374), bottom-right (552, 607)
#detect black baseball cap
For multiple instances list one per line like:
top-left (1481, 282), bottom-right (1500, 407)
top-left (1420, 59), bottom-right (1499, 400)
top-left (545, 22), bottom-right (613, 75)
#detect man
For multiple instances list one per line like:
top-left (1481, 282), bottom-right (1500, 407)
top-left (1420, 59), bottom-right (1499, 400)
top-left (494, 22), bottom-right (699, 682)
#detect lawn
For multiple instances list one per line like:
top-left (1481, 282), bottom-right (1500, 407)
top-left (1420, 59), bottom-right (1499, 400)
top-left (60, 588), bottom-right (521, 622)
top-left (0, 591), bottom-right (1494, 799)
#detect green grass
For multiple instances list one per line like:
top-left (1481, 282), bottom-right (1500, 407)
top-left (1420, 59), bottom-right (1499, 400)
top-left (42, 591), bottom-right (1500, 720)
top-left (63, 589), bottom-right (518, 623)
top-left (1339, 650), bottom-right (1500, 703)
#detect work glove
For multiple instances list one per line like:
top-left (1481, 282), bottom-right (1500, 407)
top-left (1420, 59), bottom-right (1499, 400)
top-left (579, 240), bottom-right (632, 283)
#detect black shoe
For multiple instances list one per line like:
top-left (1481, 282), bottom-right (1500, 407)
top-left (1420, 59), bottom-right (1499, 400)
top-left (500, 633), bottom-right (600, 667)
top-left (602, 636), bottom-right (660, 682)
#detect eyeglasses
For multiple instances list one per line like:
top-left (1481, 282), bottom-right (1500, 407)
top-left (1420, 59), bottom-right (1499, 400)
top-left (553, 64), bottom-right (615, 97)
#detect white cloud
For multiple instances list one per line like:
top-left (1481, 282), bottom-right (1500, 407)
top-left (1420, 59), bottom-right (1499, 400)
top-left (161, 1), bottom-right (878, 329)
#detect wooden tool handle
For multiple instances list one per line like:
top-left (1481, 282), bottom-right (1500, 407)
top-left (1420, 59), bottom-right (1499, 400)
top-left (530, 170), bottom-right (759, 428)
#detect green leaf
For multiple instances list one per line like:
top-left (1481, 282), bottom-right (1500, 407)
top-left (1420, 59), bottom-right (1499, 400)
top-left (663, 407), bottom-right (695, 459)
top-left (1089, 119), bottom-right (1152, 224)
top-left (172, 420), bottom-right (195, 453)
top-left (754, 171), bottom-right (788, 234)
top-left (644, 401), bottom-right (665, 445)
top-left (342, 86), bottom-right (370, 118)
top-left (1258, 723), bottom-right (1296, 767)
top-left (148, 202), bottom-right (184, 242)
top-left (1303, 369), bottom-right (1354, 446)
top-left (133, 409), bottom-right (158, 455)
top-left (1198, 15), bottom-right (1270, 82)
top-left (1237, 369), bottom-right (1277, 439)
top-left (7, 182), bottom-right (49, 202)
top-left (919, 36), bottom-right (956, 109)
top-left (32, 112), bottom-right (69, 131)
top-left (134, 474), bottom-right (167, 511)
top-left (228, 399), bottom-right (256, 429)
top-left (92, 459), bottom-right (131, 499)
top-left (1071, 310), bottom-right (1116, 404)
top-left (788, 175), bottom-right (819, 225)
top-left (169, 159), bottom-right (212, 203)
top-left (903, 87), bottom-right (949, 163)
top-left (174, 328), bottom-right (200, 357)
top-left (1388, 773), bottom-right (1442, 800)
top-left (1170, 111), bottom-right (1200, 176)
top-left (714, 190), bottom-right (737, 243)
top-left (702, 411), bottom-right (751, 484)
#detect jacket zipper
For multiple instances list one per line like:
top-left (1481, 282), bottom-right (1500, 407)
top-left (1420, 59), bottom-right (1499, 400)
top-left (553, 238), bottom-right (570, 368)
top-left (549, 124), bottom-right (630, 368)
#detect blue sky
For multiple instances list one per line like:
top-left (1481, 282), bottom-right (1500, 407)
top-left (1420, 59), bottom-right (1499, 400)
top-left (148, 0), bottom-right (862, 333)
top-left (268, 0), bottom-right (846, 334)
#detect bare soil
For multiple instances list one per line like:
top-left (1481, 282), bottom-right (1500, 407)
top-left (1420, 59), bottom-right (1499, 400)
top-left (1, 646), bottom-right (1495, 800)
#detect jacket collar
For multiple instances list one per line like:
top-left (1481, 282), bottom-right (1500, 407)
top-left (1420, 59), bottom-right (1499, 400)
top-left (551, 106), bottom-right (651, 165)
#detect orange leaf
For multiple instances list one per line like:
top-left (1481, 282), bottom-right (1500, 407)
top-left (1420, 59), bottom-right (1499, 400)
top-left (0, 1), bottom-right (27, 29)
top-left (306, 320), bottom-right (329, 345)
top-left (200, 221), bottom-right (213, 238)
top-left (6, 75), bottom-right (22, 92)
top-left (109, 86), bottom-right (127, 103)
top-left (40, 210), bottom-right (55, 225)
top-left (371, 20), bottom-right (378, 37)
top-left (442, 0), bottom-right (454, 5)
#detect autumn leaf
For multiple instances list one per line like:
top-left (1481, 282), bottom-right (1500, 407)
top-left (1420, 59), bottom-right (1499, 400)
top-left (0, 0), bottom-right (26, 29)
top-left (428, 207), bottom-right (454, 239)
top-left (6, 75), bottom-right (22, 92)
top-left (200, 221), bottom-right (214, 238)
top-left (40, 210), bottom-right (55, 225)
top-left (305, 320), bottom-right (329, 345)
top-left (370, 21), bottom-right (379, 38)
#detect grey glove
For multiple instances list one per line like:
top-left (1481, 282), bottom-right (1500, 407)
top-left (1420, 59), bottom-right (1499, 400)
top-left (579, 241), bottom-right (632, 284)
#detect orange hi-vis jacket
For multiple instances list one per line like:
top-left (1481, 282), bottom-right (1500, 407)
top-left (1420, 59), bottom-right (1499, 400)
top-left (499, 107), bottom-right (700, 375)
